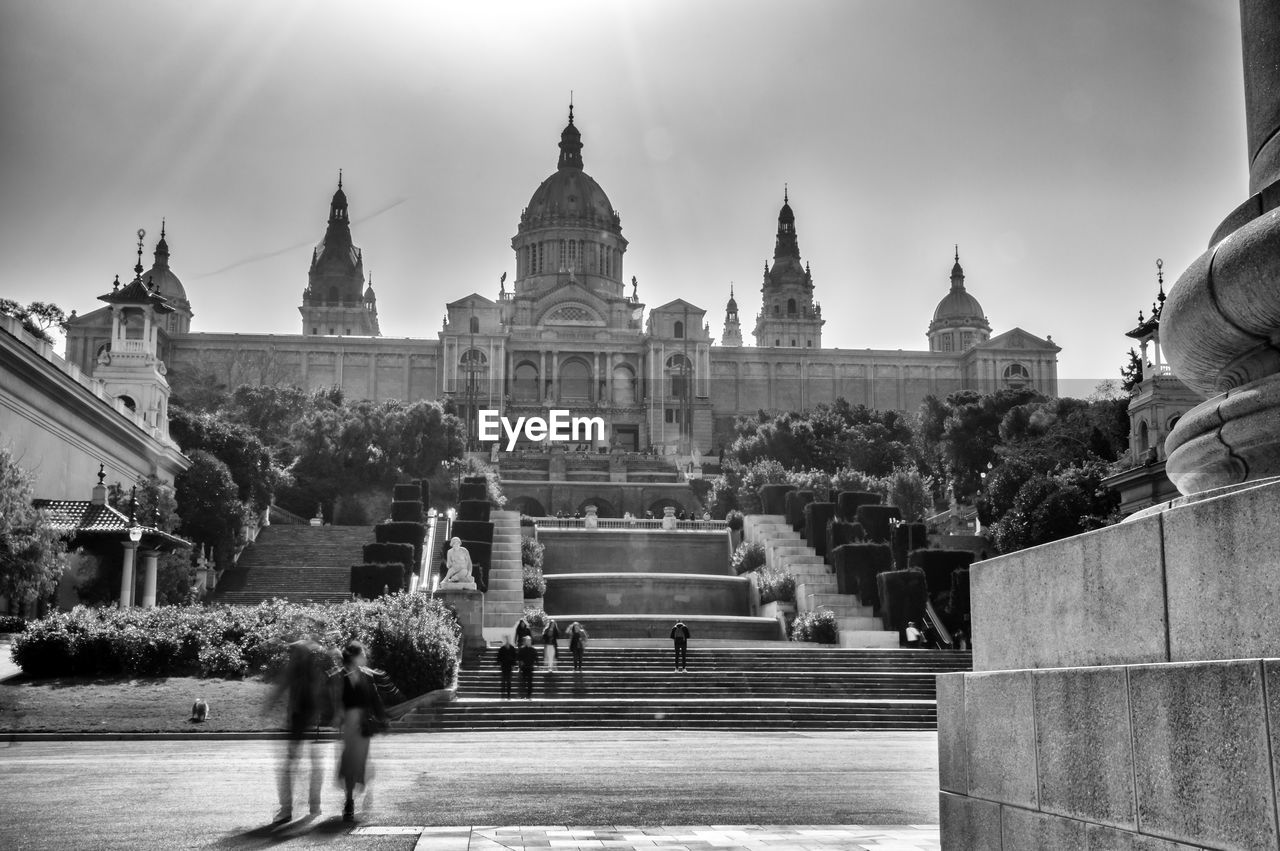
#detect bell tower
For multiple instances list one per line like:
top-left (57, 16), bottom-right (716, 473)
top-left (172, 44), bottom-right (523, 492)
top-left (299, 172), bottom-right (380, 336)
top-left (752, 188), bottom-right (824, 348)
top-left (93, 228), bottom-right (176, 441)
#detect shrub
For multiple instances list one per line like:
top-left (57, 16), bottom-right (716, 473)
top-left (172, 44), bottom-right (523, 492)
top-left (755, 563), bottom-right (795, 604)
top-left (0, 615), bottom-right (27, 633)
top-left (522, 606), bottom-right (548, 632)
top-left (791, 608), bottom-right (839, 644)
top-left (392, 483), bottom-right (421, 502)
top-left (730, 541), bottom-right (766, 575)
top-left (519, 515), bottom-right (536, 528)
top-left (390, 500), bottom-right (423, 522)
top-left (523, 563), bottom-right (546, 598)
top-left (9, 597), bottom-right (460, 698)
top-left (521, 538), bottom-right (545, 569)
top-left (351, 563), bottom-right (407, 598)
top-left (363, 543), bottom-right (415, 574)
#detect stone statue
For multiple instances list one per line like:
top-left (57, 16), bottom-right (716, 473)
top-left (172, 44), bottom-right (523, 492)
top-left (441, 537), bottom-right (476, 589)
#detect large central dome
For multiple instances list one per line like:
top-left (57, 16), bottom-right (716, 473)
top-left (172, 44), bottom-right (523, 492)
top-left (518, 106), bottom-right (620, 234)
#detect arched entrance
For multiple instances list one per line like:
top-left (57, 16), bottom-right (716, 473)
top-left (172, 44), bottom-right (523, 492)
top-left (509, 496), bottom-right (548, 517)
top-left (578, 497), bottom-right (617, 519)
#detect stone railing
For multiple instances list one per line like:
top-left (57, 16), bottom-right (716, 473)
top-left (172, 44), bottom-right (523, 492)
top-left (533, 517), bottom-right (727, 532)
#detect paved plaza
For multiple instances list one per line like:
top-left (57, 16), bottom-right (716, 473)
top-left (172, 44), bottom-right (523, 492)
top-left (0, 730), bottom-right (939, 850)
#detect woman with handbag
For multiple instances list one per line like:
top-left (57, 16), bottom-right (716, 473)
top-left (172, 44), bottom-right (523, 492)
top-left (335, 641), bottom-right (387, 823)
top-left (568, 621), bottom-right (589, 672)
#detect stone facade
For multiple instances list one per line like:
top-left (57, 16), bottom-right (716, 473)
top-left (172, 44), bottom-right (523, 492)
top-left (65, 108), bottom-right (1059, 456)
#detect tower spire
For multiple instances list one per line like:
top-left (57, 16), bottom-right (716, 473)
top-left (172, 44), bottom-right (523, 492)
top-left (950, 246), bottom-right (965, 289)
top-left (557, 102), bottom-right (584, 170)
top-left (338, 168), bottom-right (343, 190)
top-left (134, 228), bottom-right (145, 280)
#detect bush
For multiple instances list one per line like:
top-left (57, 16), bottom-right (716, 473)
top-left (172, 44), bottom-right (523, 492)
top-left (351, 563), bottom-right (407, 598)
top-left (523, 563), bottom-right (546, 598)
top-left (791, 608), bottom-right (839, 644)
top-left (0, 615), bottom-right (27, 633)
top-left (9, 597), bottom-right (460, 698)
top-left (730, 541), bottom-right (766, 575)
top-left (390, 500), bottom-right (423, 522)
top-left (520, 515), bottom-right (536, 528)
top-left (393, 483), bottom-right (421, 502)
top-left (755, 564), bottom-right (795, 604)
top-left (522, 606), bottom-right (548, 632)
top-left (363, 543), bottom-right (415, 574)
top-left (521, 537), bottom-right (545, 569)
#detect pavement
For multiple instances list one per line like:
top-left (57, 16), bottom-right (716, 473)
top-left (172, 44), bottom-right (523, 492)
top-left (0, 730), bottom-right (941, 850)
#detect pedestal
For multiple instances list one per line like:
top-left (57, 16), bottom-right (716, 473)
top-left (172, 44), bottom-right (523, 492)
top-left (435, 588), bottom-right (486, 659)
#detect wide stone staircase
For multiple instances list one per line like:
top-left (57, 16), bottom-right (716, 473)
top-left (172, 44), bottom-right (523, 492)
top-left (482, 511), bottom-right (526, 633)
top-left (745, 515), bottom-right (898, 648)
top-left (215, 524), bottom-right (373, 605)
top-left (398, 642), bottom-right (972, 731)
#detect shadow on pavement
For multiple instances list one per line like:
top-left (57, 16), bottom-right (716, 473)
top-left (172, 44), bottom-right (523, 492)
top-left (214, 815), bottom-right (351, 847)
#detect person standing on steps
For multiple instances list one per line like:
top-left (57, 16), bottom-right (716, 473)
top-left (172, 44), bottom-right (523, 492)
top-left (567, 621), bottom-right (589, 672)
top-left (542, 617), bottom-right (562, 673)
top-left (905, 621), bottom-right (924, 648)
top-left (514, 614), bottom-right (532, 648)
top-left (496, 635), bottom-right (518, 699)
top-left (517, 635), bottom-right (538, 699)
top-left (671, 620), bottom-right (691, 672)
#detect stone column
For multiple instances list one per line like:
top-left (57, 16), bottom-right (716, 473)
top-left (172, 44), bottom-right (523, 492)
top-left (140, 551), bottom-right (159, 608)
top-left (1160, 0), bottom-right (1280, 494)
top-left (119, 541), bottom-right (138, 608)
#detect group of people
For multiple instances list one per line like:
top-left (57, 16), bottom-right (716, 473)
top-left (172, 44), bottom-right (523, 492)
top-left (497, 617), bottom-right (694, 698)
top-left (267, 635), bottom-right (391, 826)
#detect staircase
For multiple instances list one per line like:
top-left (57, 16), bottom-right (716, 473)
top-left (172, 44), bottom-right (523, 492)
top-left (745, 515), bottom-right (898, 648)
top-left (398, 642), bottom-right (972, 731)
top-left (483, 511), bottom-right (526, 634)
top-left (215, 525), bottom-right (373, 605)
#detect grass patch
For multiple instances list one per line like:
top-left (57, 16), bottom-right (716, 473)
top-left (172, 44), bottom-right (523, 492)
top-left (0, 675), bottom-right (286, 733)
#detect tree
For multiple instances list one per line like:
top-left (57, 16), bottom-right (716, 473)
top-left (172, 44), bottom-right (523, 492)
top-left (175, 451), bottom-right (245, 569)
top-left (0, 449), bottom-right (67, 606)
top-left (883, 466), bottom-right (934, 522)
top-left (0, 299), bottom-right (67, 344)
top-left (169, 408), bottom-right (281, 511)
top-left (988, 460), bottom-right (1119, 554)
top-left (727, 399), bottom-right (914, 476)
top-left (939, 387), bottom-right (1045, 498)
top-left (1120, 347), bottom-right (1144, 394)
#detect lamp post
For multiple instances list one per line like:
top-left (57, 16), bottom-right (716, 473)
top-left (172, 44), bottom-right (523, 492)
top-left (120, 486), bottom-right (142, 608)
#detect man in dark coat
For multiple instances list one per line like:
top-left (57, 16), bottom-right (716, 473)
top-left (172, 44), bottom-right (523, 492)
top-left (671, 620), bottom-right (691, 672)
top-left (517, 636), bottom-right (539, 699)
top-left (496, 636), bottom-right (518, 699)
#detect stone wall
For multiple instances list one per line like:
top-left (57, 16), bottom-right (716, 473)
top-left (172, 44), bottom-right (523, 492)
top-left (940, 478), bottom-right (1280, 850)
top-left (540, 529), bottom-right (730, 576)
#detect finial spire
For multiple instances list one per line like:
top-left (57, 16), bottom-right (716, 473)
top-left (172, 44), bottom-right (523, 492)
top-left (97, 463), bottom-right (105, 486)
top-left (160, 218), bottom-right (166, 240)
top-left (134, 227), bottom-right (145, 278)
top-left (338, 168), bottom-right (343, 190)
top-left (955, 244), bottom-right (959, 263)
top-left (784, 183), bottom-right (789, 204)
top-left (569, 91), bottom-right (574, 125)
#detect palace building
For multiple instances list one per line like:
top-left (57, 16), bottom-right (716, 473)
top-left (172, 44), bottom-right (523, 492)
top-left (65, 107), bottom-right (1059, 465)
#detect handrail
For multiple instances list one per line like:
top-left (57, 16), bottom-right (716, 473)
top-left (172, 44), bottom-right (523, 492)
top-left (418, 512), bottom-right (439, 591)
top-left (923, 599), bottom-right (954, 649)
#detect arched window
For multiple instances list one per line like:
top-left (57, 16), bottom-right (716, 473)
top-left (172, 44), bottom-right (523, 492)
top-left (514, 361), bottom-right (539, 401)
top-left (787, 298), bottom-right (797, 315)
top-left (559, 359), bottom-right (591, 400)
top-left (773, 304), bottom-right (780, 316)
top-left (673, 320), bottom-right (684, 339)
top-left (118, 395), bottom-right (136, 413)
top-left (1138, 420), bottom-right (1150, 454)
top-left (1168, 414), bottom-right (1181, 432)
top-left (1003, 363), bottom-right (1031, 386)
top-left (469, 316), bottom-right (480, 334)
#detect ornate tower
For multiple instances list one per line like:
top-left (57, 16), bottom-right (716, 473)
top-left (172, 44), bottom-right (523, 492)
top-left (721, 285), bottom-right (743, 347)
top-left (927, 247), bottom-right (991, 353)
top-left (93, 228), bottom-right (176, 440)
top-left (140, 221), bottom-right (192, 336)
top-left (752, 189), bottom-right (824, 348)
top-left (299, 173), bottom-right (380, 336)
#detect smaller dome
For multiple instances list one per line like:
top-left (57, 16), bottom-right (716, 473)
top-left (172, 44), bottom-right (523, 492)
top-left (726, 295), bottom-right (738, 311)
top-left (779, 201), bottom-right (794, 224)
top-left (364, 284), bottom-right (376, 301)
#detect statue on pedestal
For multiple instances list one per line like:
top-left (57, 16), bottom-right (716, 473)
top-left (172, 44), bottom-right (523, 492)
top-left (441, 537), bottom-right (477, 590)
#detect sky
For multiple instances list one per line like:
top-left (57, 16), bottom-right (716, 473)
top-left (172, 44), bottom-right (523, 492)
top-left (0, 0), bottom-right (1248, 398)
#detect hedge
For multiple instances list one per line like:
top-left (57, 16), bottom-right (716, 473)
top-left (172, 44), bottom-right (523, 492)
top-left (758, 483), bottom-right (795, 516)
top-left (803, 502), bottom-right (836, 556)
top-left (837, 491), bottom-right (881, 522)
top-left (462, 475), bottom-right (487, 485)
top-left (391, 500), bottom-right (423, 522)
top-left (393, 483), bottom-right (421, 502)
top-left (351, 563), bottom-right (407, 598)
top-left (892, 522), bottom-right (930, 571)
top-left (875, 568), bottom-right (928, 640)
top-left (450, 520), bottom-right (493, 544)
top-left (785, 490), bottom-right (815, 532)
top-left (413, 479), bottom-right (431, 505)
top-left (908, 549), bottom-right (975, 595)
top-left (725, 511), bottom-right (744, 531)
top-left (375, 521), bottom-right (426, 567)
top-left (458, 500), bottom-right (491, 522)
top-left (0, 615), bottom-right (28, 633)
top-left (826, 521), bottom-right (865, 563)
top-left (855, 504), bottom-right (902, 544)
top-left (362, 542), bottom-right (415, 575)
top-left (10, 597), bottom-right (460, 697)
top-left (831, 542), bottom-right (893, 603)
top-left (458, 482), bottom-right (488, 502)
